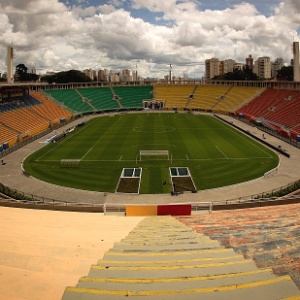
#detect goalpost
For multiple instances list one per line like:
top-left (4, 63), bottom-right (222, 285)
top-left (139, 150), bottom-right (170, 161)
top-left (60, 159), bottom-right (81, 168)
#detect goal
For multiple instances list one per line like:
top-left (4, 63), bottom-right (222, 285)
top-left (60, 159), bottom-right (81, 168)
top-left (139, 150), bottom-right (169, 161)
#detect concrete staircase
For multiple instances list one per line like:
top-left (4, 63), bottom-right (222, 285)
top-left (75, 89), bottom-right (97, 112)
top-left (177, 203), bottom-right (300, 291)
top-left (62, 216), bottom-right (299, 299)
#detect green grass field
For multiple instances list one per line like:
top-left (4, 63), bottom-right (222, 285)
top-left (24, 113), bottom-right (279, 194)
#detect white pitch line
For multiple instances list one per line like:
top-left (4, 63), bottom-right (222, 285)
top-left (185, 154), bottom-right (189, 160)
top-left (81, 147), bottom-right (93, 160)
top-left (225, 126), bottom-right (273, 158)
top-left (216, 145), bottom-right (228, 159)
top-left (37, 156), bottom-right (276, 163)
top-left (36, 118), bottom-right (97, 162)
top-left (119, 155), bottom-right (123, 161)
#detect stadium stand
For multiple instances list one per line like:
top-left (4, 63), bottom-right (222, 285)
top-left (236, 88), bottom-right (300, 140)
top-left (0, 108), bottom-right (49, 138)
top-left (187, 85), bottom-right (230, 111)
top-left (177, 202), bottom-right (300, 291)
top-left (0, 92), bottom-right (74, 147)
top-left (0, 95), bottom-right (40, 113)
top-left (291, 124), bottom-right (300, 140)
top-left (212, 86), bottom-right (264, 113)
top-left (0, 123), bottom-right (18, 146)
top-left (77, 87), bottom-right (120, 111)
top-left (264, 92), bottom-right (300, 128)
top-left (30, 92), bottom-right (72, 123)
top-left (0, 100), bottom-right (17, 112)
top-left (62, 216), bottom-right (300, 299)
top-left (112, 86), bottom-right (153, 109)
top-left (236, 88), bottom-right (297, 120)
top-left (44, 89), bottom-right (93, 114)
top-left (154, 85), bottom-right (195, 110)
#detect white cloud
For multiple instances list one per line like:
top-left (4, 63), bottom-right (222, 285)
top-left (98, 4), bottom-right (117, 14)
top-left (0, 0), bottom-right (299, 78)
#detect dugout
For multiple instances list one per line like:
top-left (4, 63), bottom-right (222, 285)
top-left (52, 133), bottom-right (66, 142)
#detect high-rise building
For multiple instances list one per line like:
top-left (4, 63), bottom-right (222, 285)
top-left (246, 55), bottom-right (253, 71)
top-left (254, 57), bottom-right (271, 79)
top-left (121, 69), bottom-right (132, 82)
top-left (122, 69), bottom-right (130, 76)
top-left (98, 69), bottom-right (109, 82)
top-left (235, 63), bottom-right (244, 71)
top-left (271, 58), bottom-right (284, 78)
top-left (29, 67), bottom-right (37, 74)
top-left (83, 68), bottom-right (96, 80)
top-left (108, 71), bottom-right (120, 82)
top-left (224, 59), bottom-right (235, 73)
top-left (205, 58), bottom-right (220, 80)
top-left (132, 71), bottom-right (138, 82)
top-left (219, 61), bottom-right (225, 76)
top-left (293, 41), bottom-right (300, 82)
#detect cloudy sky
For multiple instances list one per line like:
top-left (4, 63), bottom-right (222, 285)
top-left (0, 0), bottom-right (299, 79)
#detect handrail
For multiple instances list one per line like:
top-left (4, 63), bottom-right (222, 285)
top-left (1, 192), bottom-right (300, 214)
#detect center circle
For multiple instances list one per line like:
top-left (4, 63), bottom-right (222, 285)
top-left (133, 126), bottom-right (175, 133)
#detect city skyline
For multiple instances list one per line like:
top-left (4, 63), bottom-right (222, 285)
top-left (0, 0), bottom-right (299, 78)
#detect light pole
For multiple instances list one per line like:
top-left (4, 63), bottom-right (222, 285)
top-left (135, 64), bottom-right (138, 86)
top-left (94, 63), bottom-right (101, 87)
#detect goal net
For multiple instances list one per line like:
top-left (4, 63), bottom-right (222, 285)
top-left (60, 159), bottom-right (81, 168)
top-left (139, 150), bottom-right (169, 161)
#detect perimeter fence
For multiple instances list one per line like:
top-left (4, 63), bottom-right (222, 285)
top-left (1, 178), bottom-right (300, 213)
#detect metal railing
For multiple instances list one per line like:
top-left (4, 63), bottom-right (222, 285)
top-left (1, 177), bottom-right (300, 213)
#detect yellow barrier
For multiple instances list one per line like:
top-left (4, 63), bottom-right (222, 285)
top-left (126, 205), bottom-right (157, 216)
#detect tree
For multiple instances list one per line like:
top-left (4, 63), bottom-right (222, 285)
top-left (41, 70), bottom-right (92, 83)
top-left (15, 64), bottom-right (28, 77)
top-left (15, 64), bottom-right (39, 82)
top-left (276, 66), bottom-right (293, 81)
top-left (213, 65), bottom-right (258, 81)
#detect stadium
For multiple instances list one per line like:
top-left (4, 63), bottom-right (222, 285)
top-left (1, 44), bottom-right (300, 299)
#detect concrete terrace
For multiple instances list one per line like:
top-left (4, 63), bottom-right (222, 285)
top-left (2, 207), bottom-right (299, 300)
top-left (0, 112), bottom-right (299, 206)
top-left (0, 206), bottom-right (143, 300)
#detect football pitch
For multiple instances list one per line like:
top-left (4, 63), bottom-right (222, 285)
top-left (24, 113), bottom-right (279, 194)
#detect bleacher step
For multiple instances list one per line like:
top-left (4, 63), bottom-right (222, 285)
top-left (62, 275), bottom-right (299, 300)
top-left (97, 255), bottom-right (244, 267)
top-left (98, 254), bottom-right (246, 267)
top-left (86, 259), bottom-right (262, 279)
top-left (76, 269), bottom-right (286, 291)
top-left (61, 216), bottom-right (300, 300)
top-left (103, 248), bottom-right (237, 261)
